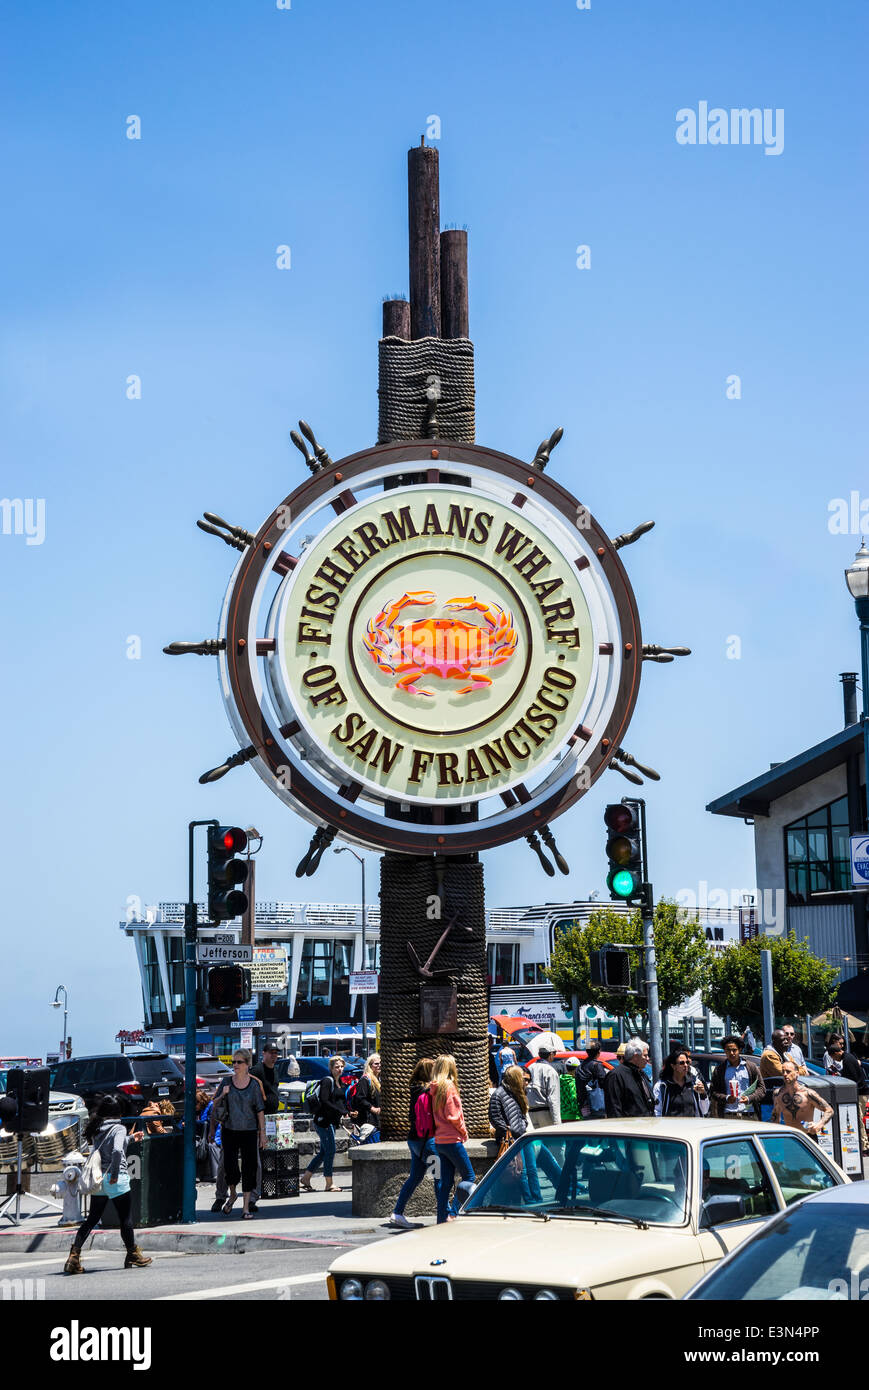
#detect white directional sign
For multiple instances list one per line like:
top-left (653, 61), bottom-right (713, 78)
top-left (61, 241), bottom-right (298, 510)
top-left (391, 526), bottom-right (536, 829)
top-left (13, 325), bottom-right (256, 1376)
top-left (850, 835), bottom-right (869, 889)
top-left (196, 943), bottom-right (253, 964)
top-left (350, 972), bottom-right (379, 995)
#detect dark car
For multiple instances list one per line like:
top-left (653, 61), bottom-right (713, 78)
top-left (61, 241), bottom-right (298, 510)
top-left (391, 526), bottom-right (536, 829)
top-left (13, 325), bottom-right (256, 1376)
top-left (175, 1055), bottom-right (232, 1096)
top-left (685, 1179), bottom-right (864, 1300)
top-left (51, 1053), bottom-right (185, 1116)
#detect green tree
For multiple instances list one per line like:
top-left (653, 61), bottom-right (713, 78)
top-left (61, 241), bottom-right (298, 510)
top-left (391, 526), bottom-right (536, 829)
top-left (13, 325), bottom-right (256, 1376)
top-left (703, 931), bottom-right (838, 1025)
top-left (545, 901), bottom-right (714, 1017)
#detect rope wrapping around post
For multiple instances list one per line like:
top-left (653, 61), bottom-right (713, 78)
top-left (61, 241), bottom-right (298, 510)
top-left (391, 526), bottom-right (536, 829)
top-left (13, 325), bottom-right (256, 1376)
top-left (379, 853), bottom-right (490, 1139)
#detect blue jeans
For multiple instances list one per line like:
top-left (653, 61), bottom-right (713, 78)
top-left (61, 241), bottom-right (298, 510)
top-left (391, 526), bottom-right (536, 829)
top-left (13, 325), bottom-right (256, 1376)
top-left (306, 1122), bottom-right (336, 1178)
top-left (394, 1137), bottom-right (438, 1216)
top-left (434, 1141), bottom-right (475, 1223)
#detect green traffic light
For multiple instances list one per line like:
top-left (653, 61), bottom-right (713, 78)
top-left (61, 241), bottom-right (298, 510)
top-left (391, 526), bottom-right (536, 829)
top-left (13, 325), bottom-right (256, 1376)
top-left (610, 869), bottom-right (635, 898)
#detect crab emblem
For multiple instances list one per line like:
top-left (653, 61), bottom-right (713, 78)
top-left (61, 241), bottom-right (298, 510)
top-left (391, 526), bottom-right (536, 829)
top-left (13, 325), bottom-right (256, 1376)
top-left (363, 590), bottom-right (518, 697)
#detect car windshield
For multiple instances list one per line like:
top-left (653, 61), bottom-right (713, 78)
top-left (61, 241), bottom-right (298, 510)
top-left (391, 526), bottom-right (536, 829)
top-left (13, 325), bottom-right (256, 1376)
top-left (689, 1203), bottom-right (869, 1300)
top-left (464, 1133), bottom-right (689, 1226)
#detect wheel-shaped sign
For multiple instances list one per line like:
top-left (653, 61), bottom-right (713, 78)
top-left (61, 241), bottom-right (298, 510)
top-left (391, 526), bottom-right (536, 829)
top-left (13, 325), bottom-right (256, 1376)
top-left (207, 439), bottom-right (643, 854)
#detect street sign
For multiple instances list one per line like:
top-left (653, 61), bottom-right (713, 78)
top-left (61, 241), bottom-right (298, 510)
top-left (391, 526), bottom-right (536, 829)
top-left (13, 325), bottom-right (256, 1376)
top-left (240, 1029), bottom-right (253, 1049)
top-left (250, 945), bottom-right (288, 994)
top-left (850, 834), bottom-right (869, 888)
top-left (212, 933), bottom-right (238, 944)
top-left (350, 972), bottom-right (379, 995)
top-left (230, 1019), bottom-right (263, 1029)
top-left (196, 943), bottom-right (253, 965)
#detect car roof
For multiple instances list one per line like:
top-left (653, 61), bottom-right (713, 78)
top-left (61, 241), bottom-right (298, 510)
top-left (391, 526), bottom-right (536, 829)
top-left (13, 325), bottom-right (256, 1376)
top-left (531, 1117), bottom-right (819, 1140)
top-left (57, 1052), bottom-right (169, 1062)
top-left (781, 1180), bottom-right (869, 1206)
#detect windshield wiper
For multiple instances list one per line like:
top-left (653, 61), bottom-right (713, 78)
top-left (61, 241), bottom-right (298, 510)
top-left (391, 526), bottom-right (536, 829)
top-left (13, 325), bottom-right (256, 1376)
top-left (546, 1205), bottom-right (649, 1230)
top-left (464, 1205), bottom-right (547, 1219)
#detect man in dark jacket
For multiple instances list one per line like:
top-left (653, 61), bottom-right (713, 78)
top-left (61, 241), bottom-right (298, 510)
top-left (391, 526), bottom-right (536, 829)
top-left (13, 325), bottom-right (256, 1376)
top-left (251, 1042), bottom-right (281, 1113)
top-left (604, 1038), bottom-right (654, 1117)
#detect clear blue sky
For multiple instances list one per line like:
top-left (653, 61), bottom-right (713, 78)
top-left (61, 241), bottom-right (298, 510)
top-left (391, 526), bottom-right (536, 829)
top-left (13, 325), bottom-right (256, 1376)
top-left (2, 0), bottom-right (866, 1057)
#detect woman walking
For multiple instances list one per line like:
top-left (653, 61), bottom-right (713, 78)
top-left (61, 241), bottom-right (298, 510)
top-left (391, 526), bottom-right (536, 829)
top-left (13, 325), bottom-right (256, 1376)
top-left (63, 1097), bottom-right (151, 1274)
top-left (430, 1054), bottom-right (476, 1223)
top-left (300, 1055), bottom-right (348, 1193)
top-left (353, 1054), bottom-right (382, 1137)
top-left (488, 1065), bottom-right (531, 1152)
top-left (389, 1057), bottom-right (437, 1229)
top-left (653, 1049), bottom-right (710, 1117)
top-left (208, 1048), bottom-right (266, 1218)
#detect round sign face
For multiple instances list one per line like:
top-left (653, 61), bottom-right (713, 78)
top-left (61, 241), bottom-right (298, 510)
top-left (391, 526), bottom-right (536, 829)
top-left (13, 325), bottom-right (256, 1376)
top-left (268, 487), bottom-right (595, 805)
top-left (215, 440), bottom-right (643, 854)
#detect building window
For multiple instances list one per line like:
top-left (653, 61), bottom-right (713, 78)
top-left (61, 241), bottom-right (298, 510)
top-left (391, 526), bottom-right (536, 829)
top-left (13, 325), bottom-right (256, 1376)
top-left (295, 939), bottom-right (354, 1008)
top-left (785, 795), bottom-right (851, 904)
top-left (487, 943), bottom-right (519, 986)
top-left (143, 937), bottom-right (164, 1016)
top-left (364, 942), bottom-right (380, 972)
top-left (522, 962), bottom-right (547, 985)
top-left (167, 936), bottom-right (185, 1012)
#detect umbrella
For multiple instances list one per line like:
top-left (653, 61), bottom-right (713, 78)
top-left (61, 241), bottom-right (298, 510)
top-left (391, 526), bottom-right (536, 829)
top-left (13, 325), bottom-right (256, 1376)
top-left (811, 1010), bottom-right (868, 1032)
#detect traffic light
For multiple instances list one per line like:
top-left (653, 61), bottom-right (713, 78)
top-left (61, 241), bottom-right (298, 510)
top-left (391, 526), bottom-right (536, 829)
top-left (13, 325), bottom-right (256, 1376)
top-left (590, 947), bottom-right (632, 991)
top-left (206, 965), bottom-right (252, 1010)
top-left (604, 801), bottom-right (645, 905)
top-left (207, 825), bottom-right (248, 921)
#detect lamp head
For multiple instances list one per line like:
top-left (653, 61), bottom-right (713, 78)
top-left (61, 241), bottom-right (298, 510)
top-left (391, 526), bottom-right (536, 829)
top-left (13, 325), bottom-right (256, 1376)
top-left (845, 540), bottom-right (869, 600)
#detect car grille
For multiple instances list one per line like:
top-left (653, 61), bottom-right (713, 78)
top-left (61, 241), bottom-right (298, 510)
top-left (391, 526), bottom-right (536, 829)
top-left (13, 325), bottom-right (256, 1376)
top-left (340, 1276), bottom-right (571, 1301)
top-left (49, 1101), bottom-right (75, 1111)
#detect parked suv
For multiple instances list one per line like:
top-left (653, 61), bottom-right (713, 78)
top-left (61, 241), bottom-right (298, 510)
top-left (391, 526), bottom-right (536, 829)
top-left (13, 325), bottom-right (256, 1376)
top-left (51, 1053), bottom-right (185, 1116)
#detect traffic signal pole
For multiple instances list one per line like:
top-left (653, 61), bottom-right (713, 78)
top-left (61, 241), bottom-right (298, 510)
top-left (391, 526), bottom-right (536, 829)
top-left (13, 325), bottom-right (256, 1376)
top-left (642, 886), bottom-right (662, 1082)
top-left (604, 798), bottom-right (662, 1079)
top-left (184, 819), bottom-right (217, 1224)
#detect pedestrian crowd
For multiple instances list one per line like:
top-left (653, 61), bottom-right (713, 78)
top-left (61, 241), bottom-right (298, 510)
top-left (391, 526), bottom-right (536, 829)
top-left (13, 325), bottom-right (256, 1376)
top-left (62, 1019), bottom-right (868, 1272)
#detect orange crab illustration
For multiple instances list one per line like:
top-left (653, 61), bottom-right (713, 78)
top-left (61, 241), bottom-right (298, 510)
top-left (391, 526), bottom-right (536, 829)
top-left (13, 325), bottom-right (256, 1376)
top-left (363, 590), bottom-right (518, 696)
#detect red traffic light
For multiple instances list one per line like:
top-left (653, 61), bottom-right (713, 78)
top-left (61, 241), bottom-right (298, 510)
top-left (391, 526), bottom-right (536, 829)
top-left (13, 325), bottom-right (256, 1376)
top-left (221, 827), bottom-right (247, 853)
top-left (604, 803), bottom-right (636, 834)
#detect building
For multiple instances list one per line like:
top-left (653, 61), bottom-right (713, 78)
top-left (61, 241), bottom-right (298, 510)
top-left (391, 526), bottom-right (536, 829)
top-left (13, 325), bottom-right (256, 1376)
top-left (121, 897), bottom-right (739, 1055)
top-left (708, 672), bottom-right (868, 993)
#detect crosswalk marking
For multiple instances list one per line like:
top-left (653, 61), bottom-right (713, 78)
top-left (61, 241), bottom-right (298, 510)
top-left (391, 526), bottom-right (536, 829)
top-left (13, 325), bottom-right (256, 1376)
top-left (155, 1270), bottom-right (326, 1300)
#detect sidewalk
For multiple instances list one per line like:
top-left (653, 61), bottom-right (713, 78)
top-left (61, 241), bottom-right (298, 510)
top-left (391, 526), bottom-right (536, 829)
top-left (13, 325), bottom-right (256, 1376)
top-left (0, 1178), bottom-right (429, 1255)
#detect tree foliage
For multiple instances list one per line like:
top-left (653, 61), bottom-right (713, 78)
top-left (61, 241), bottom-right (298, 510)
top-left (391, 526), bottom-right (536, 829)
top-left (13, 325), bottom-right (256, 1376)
top-left (545, 901), bottom-right (714, 1015)
top-left (703, 931), bottom-right (839, 1024)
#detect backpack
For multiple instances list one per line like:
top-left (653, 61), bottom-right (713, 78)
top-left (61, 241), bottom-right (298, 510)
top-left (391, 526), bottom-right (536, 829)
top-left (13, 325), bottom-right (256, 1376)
top-left (79, 1131), bottom-right (108, 1196)
top-left (582, 1062), bottom-right (606, 1116)
top-left (344, 1078), bottom-right (358, 1111)
top-left (303, 1077), bottom-right (325, 1115)
top-left (414, 1089), bottom-right (435, 1139)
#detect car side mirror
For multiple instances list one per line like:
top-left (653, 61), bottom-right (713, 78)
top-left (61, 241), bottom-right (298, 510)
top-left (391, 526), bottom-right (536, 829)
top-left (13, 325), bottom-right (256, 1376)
top-left (701, 1194), bottom-right (746, 1228)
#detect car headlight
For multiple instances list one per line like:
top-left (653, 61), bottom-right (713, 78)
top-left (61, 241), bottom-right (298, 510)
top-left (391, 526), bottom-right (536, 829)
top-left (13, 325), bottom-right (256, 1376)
top-left (364, 1280), bottom-right (391, 1301)
top-left (339, 1278), bottom-right (364, 1301)
top-left (498, 1288), bottom-right (524, 1300)
top-left (533, 1289), bottom-right (559, 1300)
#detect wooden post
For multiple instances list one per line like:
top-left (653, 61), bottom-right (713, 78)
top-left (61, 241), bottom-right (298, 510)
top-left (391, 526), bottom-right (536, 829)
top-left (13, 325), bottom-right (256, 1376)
top-left (382, 299), bottom-right (410, 339)
top-left (407, 140), bottom-right (440, 339)
top-left (440, 230), bottom-right (469, 338)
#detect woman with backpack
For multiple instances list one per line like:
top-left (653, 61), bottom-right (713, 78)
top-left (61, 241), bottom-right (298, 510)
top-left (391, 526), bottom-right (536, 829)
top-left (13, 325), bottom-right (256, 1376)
top-left (488, 1065), bottom-right (531, 1153)
top-left (300, 1055), bottom-right (348, 1193)
top-left (579, 1042), bottom-right (608, 1118)
top-left (63, 1096), bottom-right (152, 1274)
top-left (430, 1054), bottom-right (476, 1223)
top-left (352, 1053), bottom-right (382, 1137)
top-left (389, 1057), bottom-right (439, 1229)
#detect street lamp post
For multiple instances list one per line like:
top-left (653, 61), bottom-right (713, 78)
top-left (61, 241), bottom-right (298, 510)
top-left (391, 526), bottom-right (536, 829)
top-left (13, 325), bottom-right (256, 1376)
top-left (845, 541), bottom-right (869, 829)
top-left (51, 985), bottom-right (69, 1060)
top-left (335, 846), bottom-right (368, 1057)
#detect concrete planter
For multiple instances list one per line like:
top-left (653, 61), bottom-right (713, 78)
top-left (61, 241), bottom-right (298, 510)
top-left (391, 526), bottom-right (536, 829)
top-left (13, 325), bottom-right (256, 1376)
top-left (349, 1139), bottom-right (500, 1217)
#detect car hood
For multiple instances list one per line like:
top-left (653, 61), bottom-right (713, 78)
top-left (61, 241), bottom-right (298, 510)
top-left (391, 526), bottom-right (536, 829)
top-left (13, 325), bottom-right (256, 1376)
top-left (330, 1212), bottom-right (697, 1289)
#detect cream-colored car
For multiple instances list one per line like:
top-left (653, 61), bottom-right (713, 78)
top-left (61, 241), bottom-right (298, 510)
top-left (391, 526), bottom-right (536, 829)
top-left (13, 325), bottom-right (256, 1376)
top-left (328, 1118), bottom-right (849, 1302)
